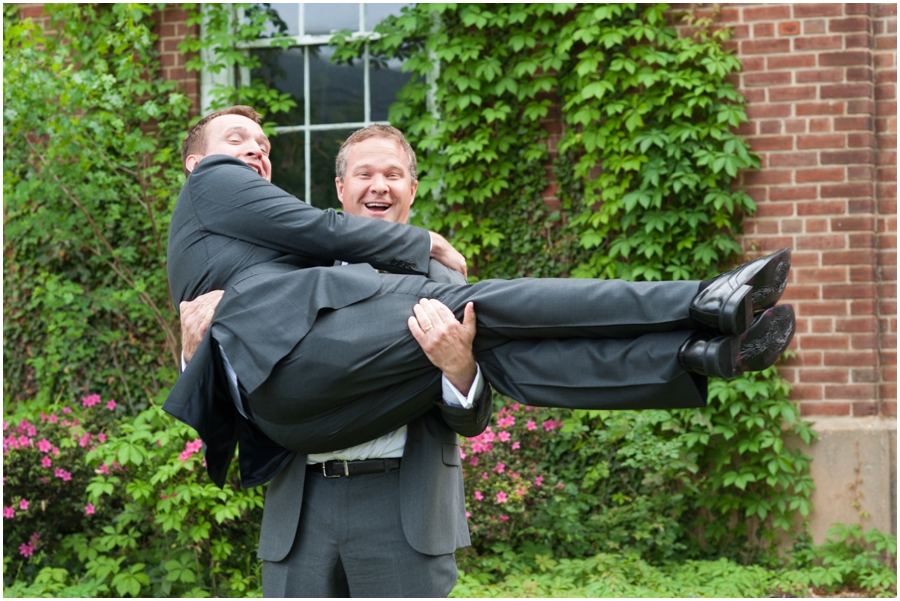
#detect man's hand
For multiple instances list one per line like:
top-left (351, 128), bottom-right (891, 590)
top-left (408, 299), bottom-right (477, 395)
top-left (180, 290), bottom-right (224, 363)
top-left (428, 232), bottom-right (467, 278)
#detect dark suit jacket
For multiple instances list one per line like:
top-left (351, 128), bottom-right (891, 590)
top-left (164, 155), bottom-right (436, 487)
top-left (257, 260), bottom-right (493, 559)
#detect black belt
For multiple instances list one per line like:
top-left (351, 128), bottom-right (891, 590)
top-left (308, 458), bottom-right (402, 478)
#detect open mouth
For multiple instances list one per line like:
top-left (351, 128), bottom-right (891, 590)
top-left (364, 202), bottom-right (391, 214)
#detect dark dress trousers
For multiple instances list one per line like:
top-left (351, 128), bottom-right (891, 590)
top-left (163, 156), bottom-right (706, 487)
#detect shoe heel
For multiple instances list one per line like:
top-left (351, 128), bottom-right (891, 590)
top-left (719, 285), bottom-right (753, 335)
top-left (703, 335), bottom-right (741, 379)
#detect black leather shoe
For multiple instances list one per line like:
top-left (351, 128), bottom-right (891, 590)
top-left (679, 304), bottom-right (795, 379)
top-left (690, 248), bottom-right (791, 335)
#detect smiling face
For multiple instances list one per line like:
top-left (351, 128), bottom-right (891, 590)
top-left (184, 114), bottom-right (273, 182)
top-left (335, 136), bottom-right (418, 225)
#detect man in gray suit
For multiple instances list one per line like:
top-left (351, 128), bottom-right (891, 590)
top-left (164, 106), bottom-right (795, 492)
top-left (180, 124), bottom-right (494, 596)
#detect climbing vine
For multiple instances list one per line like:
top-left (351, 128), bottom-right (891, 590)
top-left (333, 2), bottom-right (814, 561)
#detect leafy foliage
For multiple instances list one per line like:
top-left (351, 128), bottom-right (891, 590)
top-left (3, 4), bottom-right (189, 408)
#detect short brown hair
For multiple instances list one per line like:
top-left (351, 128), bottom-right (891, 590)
top-left (335, 124), bottom-right (418, 182)
top-left (180, 105), bottom-right (263, 176)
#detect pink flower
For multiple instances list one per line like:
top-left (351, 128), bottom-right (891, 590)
top-left (542, 419), bottom-right (563, 432)
top-left (515, 488), bottom-right (526, 496)
top-left (500, 515), bottom-right (510, 521)
top-left (97, 433), bottom-right (107, 443)
top-left (48, 414), bottom-right (58, 424)
top-left (526, 420), bottom-right (537, 431)
top-left (496, 491), bottom-right (508, 503)
top-left (18, 435), bottom-right (30, 446)
top-left (82, 394), bottom-right (101, 408)
top-left (474, 491), bottom-right (484, 501)
top-left (54, 468), bottom-right (72, 481)
top-left (19, 499), bottom-right (28, 510)
top-left (556, 482), bottom-right (564, 489)
top-left (26, 425), bottom-right (37, 437)
top-left (496, 415), bottom-right (516, 428)
top-left (512, 441), bottom-right (521, 450)
top-left (106, 400), bottom-right (117, 411)
top-left (19, 542), bottom-right (34, 557)
top-left (535, 476), bottom-right (543, 487)
top-left (98, 464), bottom-right (109, 475)
top-left (62, 407), bottom-right (72, 414)
top-left (481, 472), bottom-right (489, 480)
top-left (84, 503), bottom-right (95, 515)
top-left (51, 446), bottom-right (60, 456)
top-left (78, 433), bottom-right (92, 448)
top-left (41, 456), bottom-right (52, 468)
top-left (37, 438), bottom-right (51, 453)
top-left (494, 462), bottom-right (505, 474)
top-left (30, 533), bottom-right (40, 542)
top-left (511, 472), bottom-right (520, 479)
top-left (511, 403), bottom-right (521, 411)
top-left (4, 507), bottom-right (15, 518)
top-left (465, 511), bottom-right (471, 519)
top-left (498, 431), bottom-right (510, 442)
top-left (468, 457), bottom-right (479, 467)
top-left (458, 448), bottom-right (466, 460)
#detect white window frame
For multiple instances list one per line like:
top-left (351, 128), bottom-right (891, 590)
top-left (200, 3), bottom-right (400, 205)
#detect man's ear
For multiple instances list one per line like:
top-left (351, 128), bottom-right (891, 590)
top-left (335, 177), bottom-right (347, 209)
top-left (185, 154), bottom-right (203, 174)
top-left (409, 179), bottom-right (419, 206)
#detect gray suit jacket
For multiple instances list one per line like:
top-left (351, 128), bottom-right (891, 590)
top-left (165, 155), bottom-right (435, 486)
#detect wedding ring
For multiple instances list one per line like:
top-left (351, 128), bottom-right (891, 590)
top-left (423, 325), bottom-right (434, 333)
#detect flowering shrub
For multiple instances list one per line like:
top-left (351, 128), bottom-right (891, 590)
top-left (3, 394), bottom-right (264, 597)
top-left (460, 403), bottom-right (564, 550)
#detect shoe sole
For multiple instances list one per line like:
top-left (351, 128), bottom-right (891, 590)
top-left (702, 334), bottom-right (742, 379)
top-left (740, 304), bottom-right (796, 372)
top-left (713, 248), bottom-right (792, 335)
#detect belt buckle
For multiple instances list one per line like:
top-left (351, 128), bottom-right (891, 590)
top-left (323, 460), bottom-right (349, 478)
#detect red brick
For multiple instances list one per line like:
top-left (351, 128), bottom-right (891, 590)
top-left (875, 83), bottom-right (897, 101)
top-left (809, 317), bottom-right (834, 333)
top-left (849, 232), bottom-right (877, 247)
top-left (743, 88), bottom-right (766, 103)
top-left (797, 68), bottom-right (844, 83)
top-left (804, 19), bottom-right (827, 35)
top-left (848, 66), bottom-right (875, 81)
top-left (796, 267), bottom-right (850, 283)
top-left (795, 35), bottom-right (844, 51)
top-left (874, 53), bottom-right (896, 69)
top-left (805, 218), bottom-right (830, 233)
top-left (824, 351), bottom-right (877, 366)
top-left (745, 72), bottom-right (794, 87)
top-left (848, 132), bottom-right (876, 147)
top-left (821, 182), bottom-right (874, 198)
top-left (874, 4), bottom-right (898, 18)
top-left (798, 235), bottom-right (848, 250)
top-left (853, 402), bottom-right (881, 416)
top-left (851, 367), bottom-right (879, 382)
top-left (747, 104), bottom-right (793, 119)
top-left (822, 83), bottom-right (875, 99)
top-left (833, 216), bottom-right (876, 231)
top-left (880, 401), bottom-right (896, 415)
top-left (782, 219), bottom-right (805, 233)
top-left (808, 117), bottom-right (831, 133)
top-left (823, 283), bottom-right (876, 299)
top-left (742, 56), bottom-right (767, 71)
top-left (847, 99), bottom-right (876, 114)
top-left (800, 401), bottom-right (849, 415)
top-left (796, 167), bottom-right (846, 183)
top-left (754, 22), bottom-right (775, 37)
top-left (822, 149), bottom-right (876, 164)
top-left (754, 203), bottom-right (796, 217)
top-left (825, 384), bottom-right (876, 399)
top-left (846, 4), bottom-right (873, 15)
top-left (743, 39), bottom-right (792, 54)
top-left (820, 51), bottom-right (873, 67)
top-left (770, 185), bottom-right (819, 200)
top-left (785, 118), bottom-right (808, 133)
top-left (777, 21), bottom-right (801, 36)
top-left (794, 4), bottom-right (843, 18)
top-left (798, 200), bottom-right (848, 216)
top-left (769, 152), bottom-right (818, 168)
top-left (742, 170), bottom-right (793, 185)
top-left (768, 54), bottom-right (818, 70)
top-left (846, 33), bottom-right (875, 48)
top-left (797, 134), bottom-right (846, 149)
top-left (796, 101), bottom-right (846, 116)
top-left (760, 120), bottom-right (783, 134)
top-left (750, 136), bottom-right (794, 151)
top-left (850, 299), bottom-right (877, 314)
top-left (829, 17), bottom-right (874, 33)
top-left (745, 5), bottom-right (792, 20)
top-left (771, 86), bottom-right (818, 102)
top-left (851, 332), bottom-right (878, 348)
top-left (800, 369), bottom-right (849, 383)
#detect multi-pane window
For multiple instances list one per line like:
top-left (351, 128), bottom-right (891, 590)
top-left (211, 3), bottom-right (413, 208)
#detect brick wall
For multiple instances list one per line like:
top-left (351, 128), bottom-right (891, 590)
top-left (155, 5), bottom-right (200, 117)
top-left (700, 3), bottom-right (897, 418)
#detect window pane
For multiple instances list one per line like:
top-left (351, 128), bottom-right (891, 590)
top-left (370, 57), bottom-right (413, 122)
top-left (250, 47), bottom-right (305, 126)
top-left (254, 3), bottom-right (299, 36)
top-left (364, 3), bottom-right (410, 30)
top-left (270, 129), bottom-right (306, 202)
top-left (310, 129), bottom-right (356, 209)
top-left (304, 3), bottom-right (360, 35)
top-left (309, 46), bottom-right (364, 124)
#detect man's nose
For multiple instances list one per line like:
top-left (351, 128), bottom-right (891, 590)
top-left (371, 174), bottom-right (388, 193)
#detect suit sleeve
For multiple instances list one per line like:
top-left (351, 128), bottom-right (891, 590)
top-left (434, 383), bottom-right (493, 438)
top-left (190, 156), bottom-right (431, 274)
